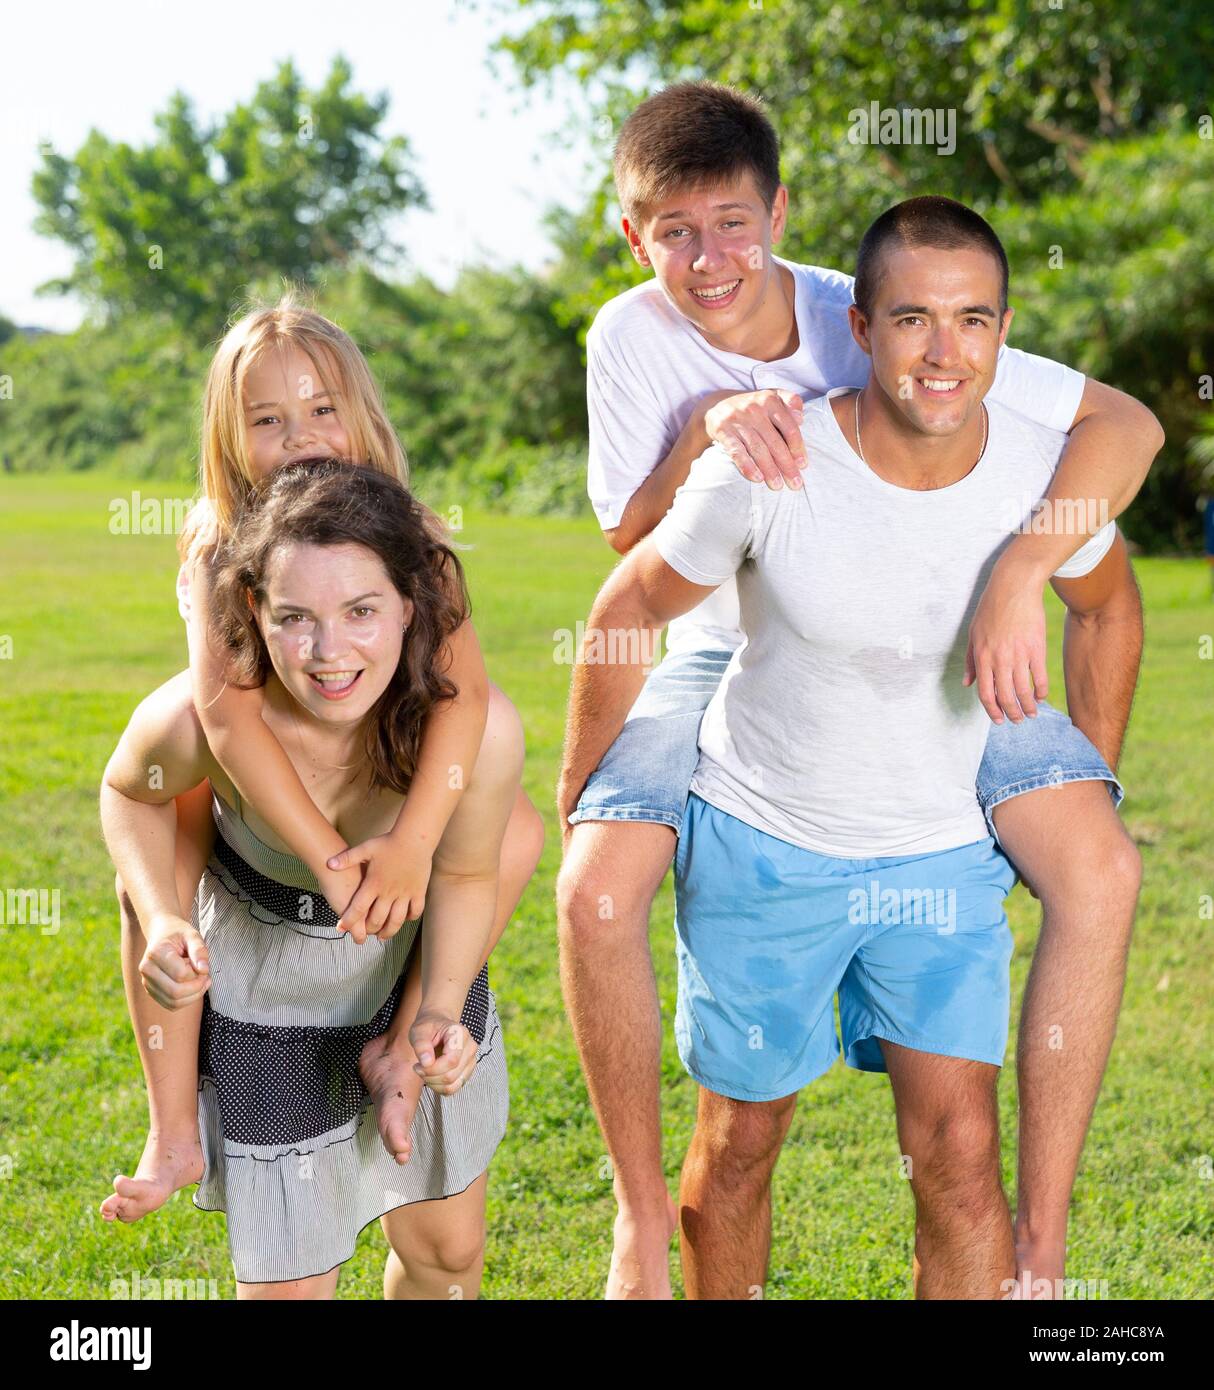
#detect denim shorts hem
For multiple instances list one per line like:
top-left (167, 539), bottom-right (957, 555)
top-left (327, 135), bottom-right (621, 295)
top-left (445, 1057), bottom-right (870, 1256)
top-left (844, 1025), bottom-right (1006, 1075)
top-left (566, 805), bottom-right (683, 832)
top-left (980, 769), bottom-right (1122, 809)
top-left (979, 771), bottom-right (1123, 840)
top-left (677, 1050), bottom-right (837, 1103)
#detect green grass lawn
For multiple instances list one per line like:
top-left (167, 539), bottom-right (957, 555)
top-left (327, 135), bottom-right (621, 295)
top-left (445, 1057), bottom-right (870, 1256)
top-left (0, 471), bottom-right (1210, 1300)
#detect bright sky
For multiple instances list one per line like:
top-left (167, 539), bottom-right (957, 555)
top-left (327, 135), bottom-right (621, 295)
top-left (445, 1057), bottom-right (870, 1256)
top-left (0, 0), bottom-right (601, 331)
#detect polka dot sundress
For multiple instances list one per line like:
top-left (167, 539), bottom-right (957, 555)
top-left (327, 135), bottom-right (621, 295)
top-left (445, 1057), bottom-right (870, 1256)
top-left (191, 790), bottom-right (509, 1283)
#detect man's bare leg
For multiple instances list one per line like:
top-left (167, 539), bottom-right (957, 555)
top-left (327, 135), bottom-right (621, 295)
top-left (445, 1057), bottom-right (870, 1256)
top-left (556, 819), bottom-right (679, 1299)
top-left (993, 781), bottom-right (1141, 1296)
top-left (881, 1040), bottom-right (1013, 1299)
top-left (678, 1087), bottom-right (797, 1299)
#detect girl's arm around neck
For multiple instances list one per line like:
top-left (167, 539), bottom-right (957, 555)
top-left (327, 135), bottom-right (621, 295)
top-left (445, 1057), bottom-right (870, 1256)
top-left (184, 555), bottom-right (351, 889)
top-left (324, 621), bottom-right (490, 939)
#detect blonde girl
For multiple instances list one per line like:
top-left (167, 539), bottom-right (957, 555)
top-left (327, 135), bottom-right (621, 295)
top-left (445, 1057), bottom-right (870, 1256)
top-left (100, 295), bottom-right (544, 1242)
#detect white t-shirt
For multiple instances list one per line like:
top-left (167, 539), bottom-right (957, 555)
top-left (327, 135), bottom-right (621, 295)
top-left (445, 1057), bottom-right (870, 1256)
top-left (588, 257), bottom-right (1087, 656)
top-left (651, 392), bottom-right (1115, 858)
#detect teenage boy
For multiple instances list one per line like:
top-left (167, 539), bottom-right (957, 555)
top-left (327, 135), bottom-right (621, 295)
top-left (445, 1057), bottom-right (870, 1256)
top-left (560, 196), bottom-right (1145, 1299)
top-left (556, 83), bottom-right (1158, 1299)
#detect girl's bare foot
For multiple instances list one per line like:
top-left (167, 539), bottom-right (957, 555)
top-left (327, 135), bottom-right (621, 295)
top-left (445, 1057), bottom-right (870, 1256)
top-left (359, 1033), bottom-right (423, 1164)
top-left (100, 1130), bottom-right (204, 1223)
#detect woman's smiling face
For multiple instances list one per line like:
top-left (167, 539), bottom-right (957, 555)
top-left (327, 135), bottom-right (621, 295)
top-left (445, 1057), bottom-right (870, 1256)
top-left (257, 540), bottom-right (412, 726)
top-left (242, 346), bottom-right (353, 481)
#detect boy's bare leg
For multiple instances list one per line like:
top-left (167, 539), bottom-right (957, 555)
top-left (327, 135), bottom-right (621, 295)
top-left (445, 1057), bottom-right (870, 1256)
top-left (881, 1041), bottom-right (1013, 1299)
top-left (678, 1087), bottom-right (798, 1300)
top-left (101, 780), bottom-right (214, 1222)
top-left (556, 819), bottom-right (680, 1300)
top-left (361, 786), bottom-right (544, 1162)
top-left (381, 1171), bottom-right (488, 1300)
top-left (993, 781), bottom-right (1141, 1296)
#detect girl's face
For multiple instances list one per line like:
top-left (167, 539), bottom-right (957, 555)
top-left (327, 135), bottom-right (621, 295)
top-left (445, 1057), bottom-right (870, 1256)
top-left (242, 345), bottom-right (353, 481)
top-left (258, 541), bottom-right (412, 728)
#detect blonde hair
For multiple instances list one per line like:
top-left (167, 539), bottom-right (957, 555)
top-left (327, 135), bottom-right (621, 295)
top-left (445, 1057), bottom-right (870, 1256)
top-left (180, 291), bottom-right (408, 566)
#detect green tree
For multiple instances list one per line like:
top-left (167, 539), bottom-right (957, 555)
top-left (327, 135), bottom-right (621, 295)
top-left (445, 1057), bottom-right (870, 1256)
top-left (31, 57), bottom-right (425, 331)
top-left (494, 0), bottom-right (1214, 546)
top-left (999, 128), bottom-right (1214, 549)
top-left (496, 0), bottom-right (1214, 312)
top-left (322, 263), bottom-right (588, 503)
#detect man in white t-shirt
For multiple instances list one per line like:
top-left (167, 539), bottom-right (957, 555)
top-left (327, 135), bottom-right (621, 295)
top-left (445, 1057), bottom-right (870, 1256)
top-left (556, 84), bottom-right (1158, 1299)
top-left (560, 192), bottom-right (1147, 1299)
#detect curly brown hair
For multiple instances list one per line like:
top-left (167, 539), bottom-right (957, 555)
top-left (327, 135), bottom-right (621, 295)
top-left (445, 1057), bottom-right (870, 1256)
top-left (209, 460), bottom-right (469, 794)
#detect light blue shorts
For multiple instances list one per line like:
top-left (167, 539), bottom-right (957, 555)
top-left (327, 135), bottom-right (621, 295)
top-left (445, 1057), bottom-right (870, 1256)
top-left (569, 646), bottom-right (1123, 842)
top-left (674, 794), bottom-right (1019, 1101)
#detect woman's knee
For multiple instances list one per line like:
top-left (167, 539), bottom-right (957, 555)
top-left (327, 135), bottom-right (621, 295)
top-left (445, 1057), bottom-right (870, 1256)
top-left (503, 789), bottom-right (545, 885)
top-left (479, 686), bottom-right (526, 781)
top-left (387, 1215), bottom-right (485, 1278)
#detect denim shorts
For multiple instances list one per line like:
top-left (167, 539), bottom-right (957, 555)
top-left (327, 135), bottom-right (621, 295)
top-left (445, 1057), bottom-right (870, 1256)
top-left (568, 646), bottom-right (1123, 841)
top-left (674, 794), bottom-right (1018, 1101)
top-left (568, 647), bottom-right (735, 833)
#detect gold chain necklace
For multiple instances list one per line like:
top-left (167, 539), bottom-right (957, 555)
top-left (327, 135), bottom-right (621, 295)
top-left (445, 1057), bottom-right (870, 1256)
top-left (285, 695), bottom-right (361, 774)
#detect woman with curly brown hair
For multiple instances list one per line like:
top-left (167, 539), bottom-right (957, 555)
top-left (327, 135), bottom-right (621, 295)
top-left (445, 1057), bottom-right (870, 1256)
top-left (100, 461), bottom-right (526, 1299)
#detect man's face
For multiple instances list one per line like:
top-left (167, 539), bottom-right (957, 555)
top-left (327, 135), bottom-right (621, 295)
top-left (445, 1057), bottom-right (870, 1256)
top-left (623, 173), bottom-right (788, 340)
top-left (852, 242), bottom-right (1013, 437)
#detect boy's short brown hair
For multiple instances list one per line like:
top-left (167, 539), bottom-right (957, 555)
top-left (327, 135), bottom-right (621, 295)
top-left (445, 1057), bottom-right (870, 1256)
top-left (613, 81), bottom-right (781, 226)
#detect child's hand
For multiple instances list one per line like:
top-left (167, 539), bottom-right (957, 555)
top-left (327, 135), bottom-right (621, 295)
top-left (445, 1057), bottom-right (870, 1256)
top-left (326, 836), bottom-right (432, 943)
top-left (409, 1008), bottom-right (477, 1095)
top-left (705, 388), bottom-right (806, 488)
top-left (141, 915), bottom-right (210, 1010)
top-left (315, 863), bottom-right (364, 927)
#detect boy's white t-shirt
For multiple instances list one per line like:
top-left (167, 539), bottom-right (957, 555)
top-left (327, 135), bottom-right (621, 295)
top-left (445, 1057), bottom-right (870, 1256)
top-left (587, 257), bottom-right (1086, 656)
top-left (651, 392), bottom-right (1115, 859)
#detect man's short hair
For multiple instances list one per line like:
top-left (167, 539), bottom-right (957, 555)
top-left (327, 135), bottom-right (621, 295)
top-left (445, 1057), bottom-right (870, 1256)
top-left (613, 81), bottom-right (781, 226)
top-left (853, 197), bottom-right (1010, 318)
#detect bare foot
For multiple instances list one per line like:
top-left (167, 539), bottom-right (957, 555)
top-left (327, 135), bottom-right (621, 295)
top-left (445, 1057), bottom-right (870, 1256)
top-left (605, 1192), bottom-right (679, 1300)
top-left (359, 1033), bottom-right (423, 1165)
top-left (100, 1130), bottom-right (204, 1223)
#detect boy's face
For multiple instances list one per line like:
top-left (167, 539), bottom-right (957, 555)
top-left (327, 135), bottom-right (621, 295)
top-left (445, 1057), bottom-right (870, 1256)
top-left (623, 173), bottom-right (788, 340)
top-left (850, 242), bottom-right (1013, 438)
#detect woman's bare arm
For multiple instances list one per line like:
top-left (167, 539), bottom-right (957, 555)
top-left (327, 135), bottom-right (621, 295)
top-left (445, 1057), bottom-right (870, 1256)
top-left (184, 555), bottom-right (362, 918)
